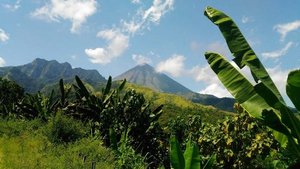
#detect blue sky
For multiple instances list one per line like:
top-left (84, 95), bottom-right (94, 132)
top-left (0, 0), bottom-right (300, 102)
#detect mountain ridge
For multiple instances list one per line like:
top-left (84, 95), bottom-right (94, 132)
top-left (0, 58), bottom-right (106, 92)
top-left (0, 59), bottom-right (235, 111)
top-left (114, 64), bottom-right (235, 111)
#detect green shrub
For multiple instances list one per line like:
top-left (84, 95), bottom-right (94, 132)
top-left (44, 111), bottom-right (87, 144)
top-left (198, 113), bottom-right (281, 168)
top-left (115, 132), bottom-right (147, 169)
top-left (0, 77), bottom-right (24, 117)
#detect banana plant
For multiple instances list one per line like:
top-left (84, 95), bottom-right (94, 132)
top-left (170, 136), bottom-right (215, 169)
top-left (203, 6), bottom-right (300, 160)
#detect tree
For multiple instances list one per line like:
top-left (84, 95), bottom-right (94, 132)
top-left (0, 77), bottom-right (24, 116)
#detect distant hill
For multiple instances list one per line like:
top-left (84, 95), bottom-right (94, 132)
top-left (0, 58), bottom-right (106, 92)
top-left (114, 64), bottom-right (192, 95)
top-left (114, 64), bottom-right (235, 111)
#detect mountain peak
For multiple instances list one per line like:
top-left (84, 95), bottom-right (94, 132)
top-left (0, 58), bottom-right (106, 92)
top-left (114, 64), bottom-right (192, 94)
top-left (132, 63), bottom-right (155, 72)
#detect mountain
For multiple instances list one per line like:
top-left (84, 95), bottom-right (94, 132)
top-left (0, 59), bottom-right (234, 111)
top-left (114, 64), bottom-right (235, 111)
top-left (0, 58), bottom-right (106, 92)
top-left (114, 64), bottom-right (192, 95)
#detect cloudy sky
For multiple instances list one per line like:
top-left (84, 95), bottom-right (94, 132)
top-left (0, 0), bottom-right (299, 102)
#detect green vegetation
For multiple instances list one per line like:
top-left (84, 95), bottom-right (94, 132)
top-left (114, 63), bottom-right (235, 111)
top-left (0, 119), bottom-right (115, 169)
top-left (124, 82), bottom-right (234, 125)
top-left (1, 6), bottom-right (299, 169)
top-left (204, 6), bottom-right (300, 167)
top-left (0, 74), bottom-right (294, 168)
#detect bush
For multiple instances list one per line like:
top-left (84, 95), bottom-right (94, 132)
top-left (44, 111), bottom-right (87, 144)
top-left (0, 77), bottom-right (24, 117)
top-left (198, 113), bottom-right (281, 168)
top-left (115, 133), bottom-right (147, 169)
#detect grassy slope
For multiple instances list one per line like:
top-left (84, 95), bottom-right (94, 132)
top-left (0, 119), bottom-right (115, 169)
top-left (124, 82), bottom-right (235, 125)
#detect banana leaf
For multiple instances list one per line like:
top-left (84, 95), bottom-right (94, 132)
top-left (118, 79), bottom-right (126, 92)
top-left (184, 140), bottom-right (201, 169)
top-left (205, 52), bottom-right (288, 145)
top-left (75, 75), bottom-right (90, 98)
top-left (287, 70), bottom-right (300, 111)
top-left (170, 136), bottom-right (185, 169)
top-left (204, 6), bottom-right (284, 103)
top-left (103, 76), bottom-right (112, 96)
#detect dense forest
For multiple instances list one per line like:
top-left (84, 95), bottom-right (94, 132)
top-left (1, 6), bottom-right (300, 169)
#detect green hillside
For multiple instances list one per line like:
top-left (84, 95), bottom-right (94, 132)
top-left (121, 82), bottom-right (235, 125)
top-left (114, 64), bottom-right (235, 111)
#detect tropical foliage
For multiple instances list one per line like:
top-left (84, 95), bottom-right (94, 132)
top-left (203, 6), bottom-right (300, 166)
top-left (1, 6), bottom-right (299, 169)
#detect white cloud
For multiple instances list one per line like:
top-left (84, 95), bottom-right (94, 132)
top-left (200, 83), bottom-right (232, 98)
top-left (189, 65), bottom-right (218, 83)
top-left (267, 66), bottom-right (290, 97)
top-left (31, 0), bottom-right (97, 33)
top-left (86, 0), bottom-right (174, 65)
top-left (274, 20), bottom-right (300, 41)
top-left (131, 0), bottom-right (141, 4)
top-left (2, 0), bottom-right (21, 11)
top-left (71, 55), bottom-right (77, 59)
top-left (0, 57), bottom-right (6, 67)
top-left (122, 0), bottom-right (174, 34)
top-left (0, 29), bottom-right (9, 42)
top-left (85, 29), bottom-right (129, 64)
top-left (132, 54), bottom-right (152, 65)
top-left (122, 20), bottom-right (141, 34)
top-left (262, 42), bottom-right (293, 59)
top-left (143, 0), bottom-right (174, 24)
top-left (241, 16), bottom-right (253, 24)
top-left (156, 54), bottom-right (185, 77)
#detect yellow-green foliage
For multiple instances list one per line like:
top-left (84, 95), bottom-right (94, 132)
top-left (124, 83), bottom-right (234, 125)
top-left (0, 119), bottom-right (115, 169)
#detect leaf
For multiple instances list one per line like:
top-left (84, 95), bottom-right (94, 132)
top-left (184, 140), bottom-right (201, 169)
top-left (103, 76), bottom-right (112, 96)
top-left (204, 6), bottom-right (284, 103)
top-left (202, 154), bottom-right (216, 169)
top-left (204, 52), bottom-right (288, 146)
top-left (287, 70), bottom-right (300, 111)
top-left (280, 105), bottom-right (300, 146)
top-left (205, 52), bottom-right (267, 119)
top-left (75, 75), bottom-right (90, 98)
top-left (109, 128), bottom-right (118, 151)
top-left (170, 136), bottom-right (185, 169)
top-left (118, 79), bottom-right (126, 92)
top-left (150, 105), bottom-right (163, 122)
top-left (59, 79), bottom-right (65, 105)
